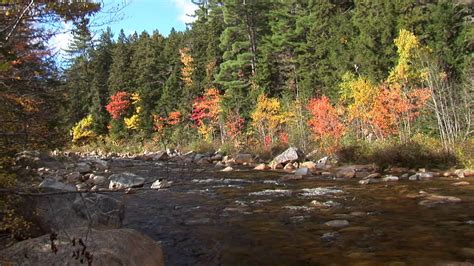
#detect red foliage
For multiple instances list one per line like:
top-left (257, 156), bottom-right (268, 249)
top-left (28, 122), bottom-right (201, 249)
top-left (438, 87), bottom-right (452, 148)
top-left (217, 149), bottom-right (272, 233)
top-left (306, 96), bottom-right (345, 141)
top-left (191, 88), bottom-right (221, 126)
top-left (225, 113), bottom-right (245, 141)
top-left (106, 91), bottom-right (131, 120)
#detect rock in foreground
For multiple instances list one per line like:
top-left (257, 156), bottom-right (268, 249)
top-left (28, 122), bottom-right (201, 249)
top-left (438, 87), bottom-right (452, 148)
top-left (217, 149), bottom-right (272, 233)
top-left (109, 172), bottom-right (145, 190)
top-left (0, 228), bottom-right (164, 266)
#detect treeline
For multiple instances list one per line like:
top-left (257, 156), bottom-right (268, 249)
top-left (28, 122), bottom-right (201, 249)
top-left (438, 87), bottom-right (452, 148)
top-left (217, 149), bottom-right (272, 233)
top-left (66, 0), bottom-right (472, 159)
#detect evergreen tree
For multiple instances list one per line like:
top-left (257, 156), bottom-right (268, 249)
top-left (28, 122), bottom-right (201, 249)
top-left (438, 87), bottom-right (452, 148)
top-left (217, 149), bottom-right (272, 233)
top-left (89, 28), bottom-right (114, 135)
top-left (108, 29), bottom-right (134, 93)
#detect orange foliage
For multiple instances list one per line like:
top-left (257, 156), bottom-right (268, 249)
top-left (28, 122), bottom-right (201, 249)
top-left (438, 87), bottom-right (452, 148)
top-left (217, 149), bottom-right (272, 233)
top-left (307, 96), bottom-right (345, 140)
top-left (179, 47), bottom-right (194, 87)
top-left (370, 84), bottom-right (431, 137)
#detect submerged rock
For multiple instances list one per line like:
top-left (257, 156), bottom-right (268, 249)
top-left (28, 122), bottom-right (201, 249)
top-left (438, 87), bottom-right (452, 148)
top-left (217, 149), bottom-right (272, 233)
top-left (325, 220), bottom-right (350, 228)
top-left (452, 181), bottom-right (470, 186)
top-left (419, 194), bottom-right (462, 207)
top-left (0, 228), bottom-right (164, 266)
top-left (294, 167), bottom-right (311, 177)
top-left (221, 166), bottom-right (234, 172)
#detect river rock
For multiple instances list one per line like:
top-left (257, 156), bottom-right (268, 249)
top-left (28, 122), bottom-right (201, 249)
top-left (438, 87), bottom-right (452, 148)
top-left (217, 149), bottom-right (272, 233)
top-left (419, 194), bottom-right (462, 207)
top-left (87, 158), bottom-right (110, 170)
top-left (234, 153), bottom-right (254, 164)
top-left (221, 166), bottom-right (234, 172)
top-left (65, 171), bottom-right (82, 183)
top-left (359, 178), bottom-right (382, 185)
top-left (388, 167), bottom-right (409, 174)
top-left (151, 179), bottom-right (171, 189)
top-left (272, 147), bottom-right (305, 165)
top-left (254, 163), bottom-right (270, 170)
top-left (382, 175), bottom-right (399, 182)
top-left (294, 167), bottom-right (311, 177)
top-left (39, 178), bottom-right (76, 191)
top-left (280, 174), bottom-right (303, 181)
top-left (109, 172), bottom-right (145, 190)
top-left (28, 191), bottom-right (124, 233)
top-left (364, 173), bottom-right (381, 179)
top-left (76, 162), bottom-right (92, 174)
top-left (316, 156), bottom-right (330, 169)
top-left (0, 228), bottom-right (164, 266)
top-left (301, 161), bottom-right (317, 170)
top-left (459, 247), bottom-right (474, 258)
top-left (325, 220), bottom-right (350, 228)
top-left (336, 167), bottom-right (356, 179)
top-left (92, 175), bottom-right (107, 186)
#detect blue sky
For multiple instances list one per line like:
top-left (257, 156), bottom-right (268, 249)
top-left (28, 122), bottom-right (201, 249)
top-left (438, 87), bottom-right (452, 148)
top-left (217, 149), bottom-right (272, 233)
top-left (99, 0), bottom-right (198, 36)
top-left (50, 0), bottom-right (198, 55)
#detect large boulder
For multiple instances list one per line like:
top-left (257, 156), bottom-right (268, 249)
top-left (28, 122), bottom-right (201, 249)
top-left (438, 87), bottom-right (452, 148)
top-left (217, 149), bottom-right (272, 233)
top-left (335, 167), bottom-right (356, 179)
top-left (272, 147), bottom-right (305, 165)
top-left (108, 172), bottom-right (145, 190)
top-left (0, 228), bottom-right (164, 266)
top-left (31, 191), bottom-right (124, 233)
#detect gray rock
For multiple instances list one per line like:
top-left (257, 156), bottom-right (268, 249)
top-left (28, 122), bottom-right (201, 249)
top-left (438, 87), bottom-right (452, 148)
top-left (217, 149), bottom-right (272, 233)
top-left (234, 153), bottom-right (254, 164)
top-left (65, 171), bottom-right (82, 183)
top-left (382, 175), bottom-right (399, 182)
top-left (39, 178), bottom-right (76, 191)
top-left (29, 192), bottom-right (124, 233)
top-left (254, 163), bottom-right (269, 170)
top-left (151, 179), bottom-right (171, 189)
top-left (325, 220), bottom-right (350, 228)
top-left (316, 156), bottom-right (330, 169)
top-left (92, 175), bottom-right (107, 186)
top-left (336, 167), bottom-right (356, 179)
top-left (0, 228), bottom-right (164, 266)
top-left (108, 172), bottom-right (145, 190)
top-left (76, 162), bottom-right (92, 174)
top-left (294, 167), bottom-right (311, 176)
top-left (273, 147), bottom-right (305, 165)
top-left (87, 158), bottom-right (110, 170)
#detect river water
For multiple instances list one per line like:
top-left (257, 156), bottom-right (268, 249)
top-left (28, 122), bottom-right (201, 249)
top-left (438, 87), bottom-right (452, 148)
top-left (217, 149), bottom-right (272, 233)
top-left (117, 160), bottom-right (474, 265)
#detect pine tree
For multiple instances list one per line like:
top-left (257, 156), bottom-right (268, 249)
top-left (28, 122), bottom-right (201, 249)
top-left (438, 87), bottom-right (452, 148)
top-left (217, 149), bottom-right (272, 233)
top-left (89, 28), bottom-right (114, 135)
top-left (108, 29), bottom-right (134, 93)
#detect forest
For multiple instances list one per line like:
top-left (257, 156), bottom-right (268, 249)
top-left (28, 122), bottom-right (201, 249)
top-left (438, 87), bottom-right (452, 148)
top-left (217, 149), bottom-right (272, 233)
top-left (2, 0), bottom-right (473, 166)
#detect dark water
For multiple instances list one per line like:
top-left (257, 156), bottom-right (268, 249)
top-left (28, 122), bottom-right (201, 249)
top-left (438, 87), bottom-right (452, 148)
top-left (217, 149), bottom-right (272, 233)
top-left (119, 161), bottom-right (474, 265)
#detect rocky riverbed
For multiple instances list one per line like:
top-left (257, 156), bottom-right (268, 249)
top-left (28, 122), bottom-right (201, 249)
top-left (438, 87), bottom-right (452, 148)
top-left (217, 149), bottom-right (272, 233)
top-left (2, 149), bottom-right (474, 265)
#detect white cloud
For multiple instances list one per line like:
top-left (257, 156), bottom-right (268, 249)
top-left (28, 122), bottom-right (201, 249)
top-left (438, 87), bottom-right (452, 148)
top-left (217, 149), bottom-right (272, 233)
top-left (172, 0), bottom-right (198, 24)
top-left (48, 22), bottom-right (73, 56)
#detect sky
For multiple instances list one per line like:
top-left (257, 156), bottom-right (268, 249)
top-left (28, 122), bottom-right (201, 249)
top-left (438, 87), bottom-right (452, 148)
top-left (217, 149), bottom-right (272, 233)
top-left (50, 0), bottom-right (198, 57)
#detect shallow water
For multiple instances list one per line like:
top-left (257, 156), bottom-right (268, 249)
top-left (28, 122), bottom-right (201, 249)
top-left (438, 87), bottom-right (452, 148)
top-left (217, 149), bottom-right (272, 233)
top-left (119, 161), bottom-right (474, 265)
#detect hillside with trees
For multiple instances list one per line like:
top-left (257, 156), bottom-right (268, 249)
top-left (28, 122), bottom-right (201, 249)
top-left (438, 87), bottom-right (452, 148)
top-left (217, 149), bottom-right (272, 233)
top-left (63, 0), bottom-right (473, 167)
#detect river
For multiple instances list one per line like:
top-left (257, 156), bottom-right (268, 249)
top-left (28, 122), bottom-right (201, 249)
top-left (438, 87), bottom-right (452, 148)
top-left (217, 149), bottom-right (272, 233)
top-left (114, 160), bottom-right (474, 265)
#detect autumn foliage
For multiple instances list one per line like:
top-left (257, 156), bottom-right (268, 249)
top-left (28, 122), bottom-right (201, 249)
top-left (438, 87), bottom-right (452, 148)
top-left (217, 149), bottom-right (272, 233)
top-left (306, 96), bottom-right (345, 144)
top-left (106, 91), bottom-right (131, 120)
top-left (191, 88), bottom-right (222, 141)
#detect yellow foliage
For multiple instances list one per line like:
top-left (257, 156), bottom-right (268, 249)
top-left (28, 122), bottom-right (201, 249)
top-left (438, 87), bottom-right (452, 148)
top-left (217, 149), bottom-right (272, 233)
top-left (71, 115), bottom-right (96, 143)
top-left (339, 72), bottom-right (378, 122)
top-left (131, 92), bottom-right (141, 105)
top-left (251, 94), bottom-right (293, 143)
top-left (124, 114), bottom-right (140, 130)
top-left (388, 29), bottom-right (420, 84)
top-left (197, 123), bottom-right (213, 142)
top-left (179, 47), bottom-right (194, 87)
